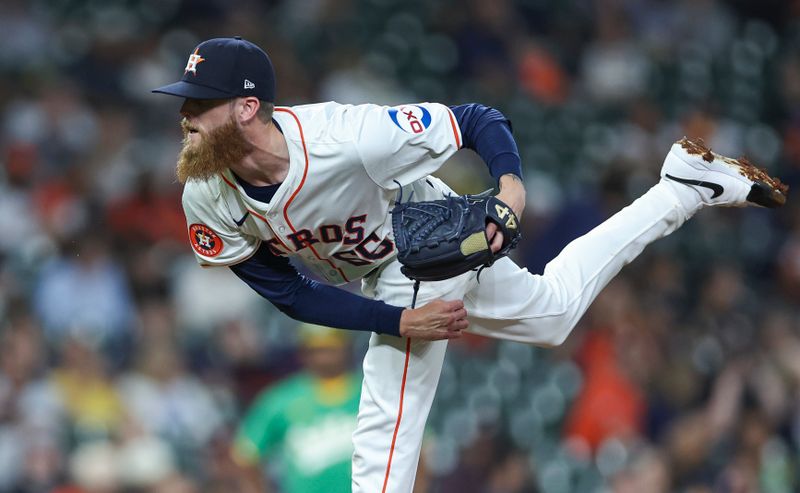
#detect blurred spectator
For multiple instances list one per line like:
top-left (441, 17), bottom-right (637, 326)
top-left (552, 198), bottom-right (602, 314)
top-left (564, 280), bottom-right (647, 452)
top-left (580, 4), bottom-right (651, 104)
top-left (32, 231), bottom-right (135, 349)
top-left (451, 0), bottom-right (520, 103)
top-left (50, 338), bottom-right (124, 444)
top-left (115, 432), bottom-right (178, 491)
top-left (104, 169), bottom-right (185, 247)
top-left (439, 428), bottom-right (534, 493)
top-left (485, 450), bottom-right (532, 493)
top-left (694, 263), bottom-right (757, 359)
top-left (117, 340), bottom-right (226, 461)
top-left (0, 143), bottom-right (51, 265)
top-left (170, 255), bottom-right (268, 338)
top-left (0, 312), bottom-right (64, 491)
top-left (610, 446), bottom-right (671, 493)
top-left (516, 41), bottom-right (569, 105)
top-left (208, 318), bottom-right (300, 407)
top-left (232, 324), bottom-right (361, 493)
top-left (66, 440), bottom-right (119, 493)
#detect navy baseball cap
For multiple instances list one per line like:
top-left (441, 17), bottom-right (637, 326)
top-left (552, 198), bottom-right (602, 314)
top-left (152, 36), bottom-right (275, 101)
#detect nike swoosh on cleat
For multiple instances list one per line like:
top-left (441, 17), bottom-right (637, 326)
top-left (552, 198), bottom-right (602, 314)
top-left (665, 174), bottom-right (724, 198)
top-left (233, 212), bottom-right (250, 226)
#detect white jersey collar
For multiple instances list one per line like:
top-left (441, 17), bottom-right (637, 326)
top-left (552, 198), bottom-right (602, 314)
top-left (219, 106), bottom-right (306, 212)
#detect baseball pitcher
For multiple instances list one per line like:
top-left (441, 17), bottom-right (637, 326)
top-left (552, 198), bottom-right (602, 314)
top-left (152, 37), bottom-right (787, 492)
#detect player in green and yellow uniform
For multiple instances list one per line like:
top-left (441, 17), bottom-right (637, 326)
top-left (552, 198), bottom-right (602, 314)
top-left (233, 324), bottom-right (361, 493)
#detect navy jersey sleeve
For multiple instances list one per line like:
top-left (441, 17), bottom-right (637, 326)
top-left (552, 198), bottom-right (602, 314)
top-left (229, 244), bottom-right (403, 336)
top-left (450, 104), bottom-right (522, 182)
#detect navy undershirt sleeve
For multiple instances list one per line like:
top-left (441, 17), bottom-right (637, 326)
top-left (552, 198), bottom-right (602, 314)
top-left (449, 103), bottom-right (522, 182)
top-left (229, 243), bottom-right (403, 336)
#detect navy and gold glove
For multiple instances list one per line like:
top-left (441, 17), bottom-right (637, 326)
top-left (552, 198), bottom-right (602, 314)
top-left (391, 190), bottom-right (521, 282)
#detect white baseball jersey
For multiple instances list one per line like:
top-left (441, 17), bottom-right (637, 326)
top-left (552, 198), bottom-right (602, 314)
top-left (182, 101), bottom-right (463, 283)
top-left (179, 99), bottom-right (695, 493)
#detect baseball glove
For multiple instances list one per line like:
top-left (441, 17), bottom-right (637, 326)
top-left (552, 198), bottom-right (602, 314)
top-left (391, 189), bottom-right (521, 282)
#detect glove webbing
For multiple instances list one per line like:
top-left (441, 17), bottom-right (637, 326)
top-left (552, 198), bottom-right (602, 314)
top-left (409, 205), bottom-right (449, 241)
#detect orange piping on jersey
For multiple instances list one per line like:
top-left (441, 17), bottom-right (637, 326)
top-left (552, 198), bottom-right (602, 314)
top-left (219, 171), bottom-right (237, 191)
top-left (446, 107), bottom-right (462, 148)
top-left (382, 337), bottom-right (412, 493)
top-left (248, 210), bottom-right (293, 253)
top-left (275, 107), bottom-right (351, 283)
top-left (218, 172), bottom-right (293, 253)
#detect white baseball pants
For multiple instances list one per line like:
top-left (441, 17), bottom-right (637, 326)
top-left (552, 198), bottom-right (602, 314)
top-left (351, 181), bottom-right (690, 492)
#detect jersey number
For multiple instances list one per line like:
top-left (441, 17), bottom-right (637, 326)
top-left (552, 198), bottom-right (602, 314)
top-left (333, 232), bottom-right (394, 266)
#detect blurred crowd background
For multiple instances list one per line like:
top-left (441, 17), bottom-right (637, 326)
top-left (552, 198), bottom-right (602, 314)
top-left (2, 0), bottom-right (800, 492)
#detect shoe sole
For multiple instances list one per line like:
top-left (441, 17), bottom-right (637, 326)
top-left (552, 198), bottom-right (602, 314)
top-left (678, 137), bottom-right (789, 208)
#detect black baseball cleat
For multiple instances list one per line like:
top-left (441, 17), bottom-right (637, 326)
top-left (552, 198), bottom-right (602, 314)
top-left (661, 137), bottom-right (788, 208)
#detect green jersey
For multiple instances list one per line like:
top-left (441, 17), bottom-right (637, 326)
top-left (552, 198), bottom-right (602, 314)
top-left (234, 372), bottom-right (362, 493)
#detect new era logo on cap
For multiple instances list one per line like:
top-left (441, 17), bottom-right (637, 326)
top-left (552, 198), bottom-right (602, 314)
top-left (152, 36), bottom-right (275, 101)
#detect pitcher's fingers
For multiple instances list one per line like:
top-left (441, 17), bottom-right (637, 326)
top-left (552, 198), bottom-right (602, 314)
top-left (443, 299), bottom-right (465, 311)
top-left (452, 307), bottom-right (467, 321)
top-left (485, 222), bottom-right (498, 243)
top-left (490, 231), bottom-right (504, 253)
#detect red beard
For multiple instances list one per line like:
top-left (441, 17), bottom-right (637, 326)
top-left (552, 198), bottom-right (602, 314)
top-left (176, 116), bottom-right (254, 184)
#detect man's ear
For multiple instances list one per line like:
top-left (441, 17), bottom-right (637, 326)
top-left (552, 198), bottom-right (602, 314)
top-left (236, 97), bottom-right (261, 125)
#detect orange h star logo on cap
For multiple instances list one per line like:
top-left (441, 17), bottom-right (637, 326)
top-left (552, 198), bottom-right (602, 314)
top-left (184, 48), bottom-right (205, 75)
